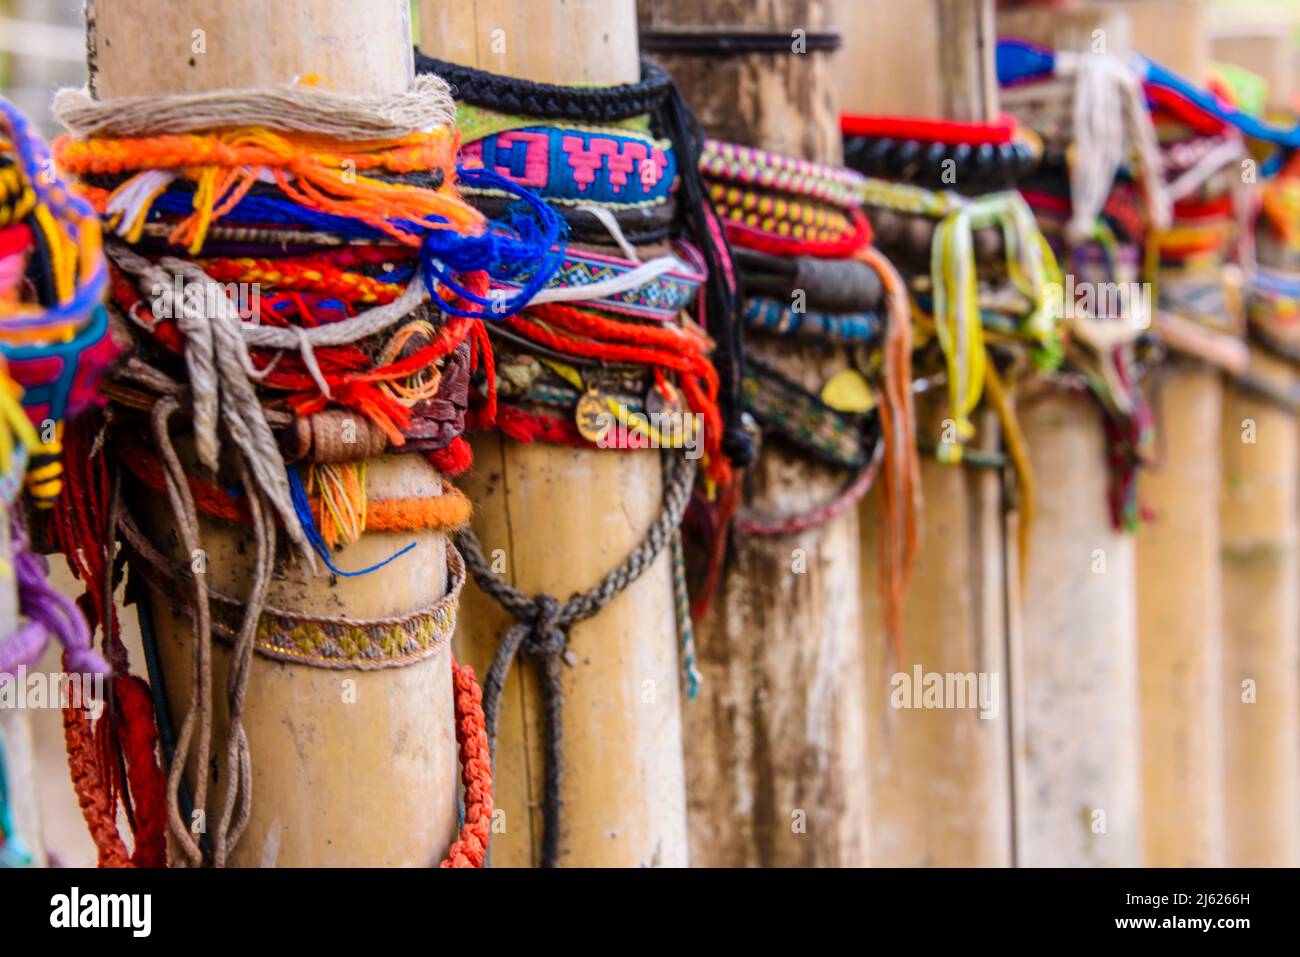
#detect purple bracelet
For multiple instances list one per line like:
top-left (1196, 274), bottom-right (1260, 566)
top-left (0, 503), bottom-right (109, 679)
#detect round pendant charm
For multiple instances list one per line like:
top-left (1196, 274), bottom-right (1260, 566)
top-left (575, 388), bottom-right (616, 445)
top-left (646, 381), bottom-right (699, 446)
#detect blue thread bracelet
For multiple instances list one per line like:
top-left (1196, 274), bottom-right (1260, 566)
top-left (420, 165), bottom-right (566, 320)
top-left (743, 296), bottom-right (884, 343)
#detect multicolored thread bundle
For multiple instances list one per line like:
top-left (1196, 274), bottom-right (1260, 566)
top-left (415, 50), bottom-right (762, 867)
top-left (841, 108), bottom-right (1060, 580)
top-left (48, 73), bottom-right (508, 869)
top-left (0, 96), bottom-right (119, 869)
top-left (698, 134), bottom-right (920, 657)
top-left (419, 54), bottom-right (742, 490)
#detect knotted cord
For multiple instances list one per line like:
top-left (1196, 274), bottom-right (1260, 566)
top-left (453, 451), bottom-right (696, 868)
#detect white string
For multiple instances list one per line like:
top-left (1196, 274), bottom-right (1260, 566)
top-left (240, 273), bottom-right (427, 349)
top-left (54, 74), bottom-right (456, 139)
top-left (294, 327), bottom-right (332, 400)
top-left (1166, 135), bottom-right (1245, 201)
top-left (576, 204), bottom-right (641, 261)
top-left (108, 243), bottom-right (337, 565)
top-left (1056, 50), bottom-right (1171, 244)
top-left (104, 169), bottom-right (175, 238)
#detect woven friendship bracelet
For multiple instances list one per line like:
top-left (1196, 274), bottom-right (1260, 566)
top-left (418, 50), bottom-right (758, 473)
top-left (0, 164), bottom-right (37, 225)
top-left (2, 304), bottom-right (116, 504)
top-left (472, 194), bottom-right (676, 246)
top-left (702, 137), bottom-right (871, 255)
top-left (1252, 266), bottom-right (1300, 301)
top-left (844, 135), bottom-right (1040, 191)
top-left (701, 138), bottom-right (866, 210)
top-left (462, 124), bottom-right (676, 208)
top-left (742, 295), bottom-right (883, 343)
top-left (735, 247), bottom-right (885, 313)
top-left (841, 112), bottom-right (1039, 190)
top-left (122, 517), bottom-right (466, 670)
top-left (454, 101), bottom-right (654, 153)
top-left (1, 99), bottom-right (116, 508)
top-left (742, 359), bottom-right (873, 470)
top-left (416, 53), bottom-right (675, 124)
top-left (0, 101), bottom-right (106, 340)
top-left (490, 241), bottom-right (705, 322)
top-left (717, 194), bottom-right (870, 255)
top-left (841, 113), bottom-right (1019, 145)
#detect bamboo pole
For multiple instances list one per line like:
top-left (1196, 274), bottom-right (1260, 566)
top-left (1012, 388), bottom-right (1143, 866)
top-left (639, 0), bottom-right (871, 867)
top-left (996, 4), bottom-right (1144, 868)
top-left (860, 401), bottom-right (1012, 866)
top-left (1219, 350), bottom-right (1300, 866)
top-left (421, 0), bottom-right (690, 868)
top-left (1134, 364), bottom-right (1226, 866)
top-left (1120, 0), bottom-right (1228, 868)
top-left (89, 0), bottom-right (459, 867)
top-left (844, 0), bottom-right (1013, 868)
top-left (1179, 12), bottom-right (1300, 871)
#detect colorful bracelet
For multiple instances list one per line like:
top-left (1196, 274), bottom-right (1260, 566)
top-left (843, 135), bottom-right (1040, 190)
top-left (710, 179), bottom-right (854, 240)
top-left (489, 241), bottom-right (706, 322)
top-left (0, 97), bottom-right (115, 507)
top-left (742, 295), bottom-right (883, 343)
top-left (700, 138), bottom-right (866, 210)
top-left (0, 100), bottom-right (106, 341)
top-left (743, 358), bottom-right (873, 471)
top-left (841, 113), bottom-right (1019, 145)
top-left (461, 124), bottom-right (676, 209)
top-left (735, 247), bottom-right (884, 313)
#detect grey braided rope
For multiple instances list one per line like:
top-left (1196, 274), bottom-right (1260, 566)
top-left (454, 450), bottom-right (697, 867)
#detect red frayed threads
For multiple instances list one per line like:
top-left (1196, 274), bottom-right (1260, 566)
top-left (52, 417), bottom-right (167, 868)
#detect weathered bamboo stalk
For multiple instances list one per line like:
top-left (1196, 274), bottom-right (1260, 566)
top-left (1122, 0), bottom-right (1228, 867)
top-left (1212, 21), bottom-right (1300, 872)
top-left (1134, 364), bottom-right (1226, 866)
top-left (1220, 351), bottom-right (1300, 867)
top-left (997, 1), bottom-right (1144, 869)
top-left (91, 0), bottom-right (458, 867)
top-left (845, 0), bottom-right (1013, 868)
top-left (1012, 387), bottom-right (1143, 866)
top-left (640, 0), bottom-right (872, 867)
top-left (861, 401), bottom-right (1012, 866)
top-left (424, 0), bottom-right (690, 868)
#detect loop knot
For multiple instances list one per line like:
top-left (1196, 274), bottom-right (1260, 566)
top-left (522, 593), bottom-right (566, 660)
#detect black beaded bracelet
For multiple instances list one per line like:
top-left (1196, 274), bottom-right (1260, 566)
top-left (843, 135), bottom-right (1041, 191)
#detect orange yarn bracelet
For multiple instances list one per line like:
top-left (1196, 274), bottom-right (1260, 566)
top-left (440, 659), bottom-right (493, 868)
top-left (55, 128), bottom-right (480, 252)
top-left (119, 445), bottom-right (472, 535)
